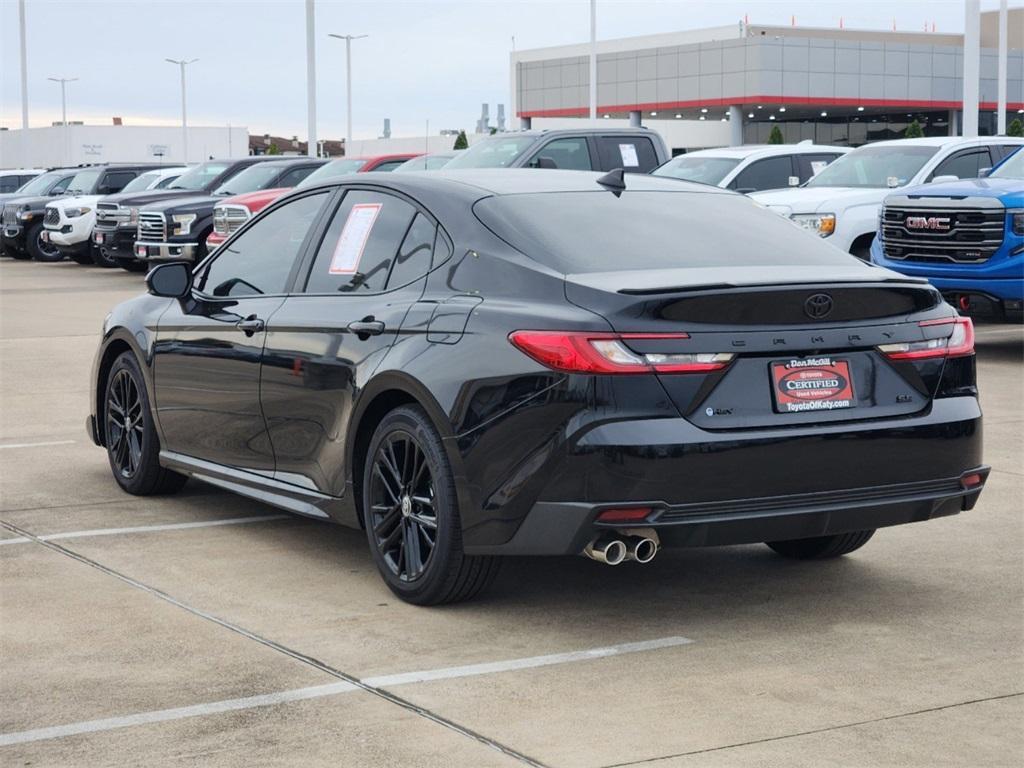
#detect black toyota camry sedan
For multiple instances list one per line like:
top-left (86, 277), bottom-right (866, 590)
top-left (87, 169), bottom-right (986, 604)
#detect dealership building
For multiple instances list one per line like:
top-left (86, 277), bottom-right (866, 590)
top-left (513, 11), bottom-right (1024, 152)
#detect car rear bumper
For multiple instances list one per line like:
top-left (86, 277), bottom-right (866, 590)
top-left (463, 396), bottom-right (984, 555)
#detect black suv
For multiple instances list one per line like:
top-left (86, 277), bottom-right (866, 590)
top-left (2, 164), bottom-right (162, 262)
top-left (0, 169), bottom-right (78, 258)
top-left (93, 158), bottom-right (275, 270)
top-left (442, 128), bottom-right (669, 173)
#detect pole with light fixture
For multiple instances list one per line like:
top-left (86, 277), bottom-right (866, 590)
top-left (166, 58), bottom-right (198, 162)
top-left (328, 33), bottom-right (368, 147)
top-left (306, 0), bottom-right (317, 157)
top-left (47, 77), bottom-right (77, 165)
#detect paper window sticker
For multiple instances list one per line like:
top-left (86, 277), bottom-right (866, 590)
top-left (810, 161), bottom-right (828, 175)
top-left (329, 203), bottom-right (382, 275)
top-left (619, 143), bottom-right (640, 167)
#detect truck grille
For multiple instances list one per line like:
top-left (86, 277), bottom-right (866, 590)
top-left (95, 202), bottom-right (127, 231)
top-left (212, 205), bottom-right (250, 237)
top-left (137, 211), bottom-right (166, 242)
top-left (44, 207), bottom-right (60, 226)
top-left (2, 206), bottom-right (17, 228)
top-left (880, 204), bottom-right (1005, 264)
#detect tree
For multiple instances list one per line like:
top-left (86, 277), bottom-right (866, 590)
top-left (267, 142), bottom-right (281, 155)
top-left (1008, 118), bottom-right (1023, 138)
top-left (767, 125), bottom-right (784, 144)
top-left (453, 130), bottom-right (469, 150)
top-left (904, 119), bottom-right (924, 139)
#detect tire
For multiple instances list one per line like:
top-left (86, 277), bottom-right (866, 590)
top-left (116, 256), bottom-right (147, 273)
top-left (27, 223), bottom-right (63, 262)
top-left (363, 405), bottom-right (500, 605)
top-left (92, 245), bottom-right (120, 268)
top-left (103, 352), bottom-right (187, 496)
top-left (766, 530), bottom-right (875, 560)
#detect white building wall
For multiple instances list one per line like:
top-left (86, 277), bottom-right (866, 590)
top-left (0, 125), bottom-right (249, 169)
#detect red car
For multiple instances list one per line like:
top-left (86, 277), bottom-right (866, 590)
top-left (207, 154), bottom-right (421, 251)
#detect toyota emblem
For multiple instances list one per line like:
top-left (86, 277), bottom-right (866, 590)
top-left (804, 293), bottom-right (834, 320)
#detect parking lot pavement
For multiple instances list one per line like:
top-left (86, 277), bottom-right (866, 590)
top-left (1, 256), bottom-right (1021, 767)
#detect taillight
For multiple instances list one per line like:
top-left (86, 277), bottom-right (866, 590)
top-left (508, 331), bottom-right (734, 374)
top-left (878, 317), bottom-right (974, 361)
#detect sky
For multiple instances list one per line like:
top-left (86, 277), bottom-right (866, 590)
top-left (0, 0), bottom-right (1010, 140)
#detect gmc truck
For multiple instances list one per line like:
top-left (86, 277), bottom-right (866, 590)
top-left (872, 147), bottom-right (1023, 322)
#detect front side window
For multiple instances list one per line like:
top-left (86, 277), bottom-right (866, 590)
top-left (195, 192), bottom-right (328, 298)
top-left (278, 166), bottom-right (319, 187)
top-left (304, 190), bottom-right (418, 294)
top-left (49, 176), bottom-right (73, 194)
top-left (528, 138), bottom-right (592, 170)
top-left (443, 136), bottom-right (537, 169)
top-left (806, 145), bottom-right (939, 188)
top-left (168, 162), bottom-right (231, 191)
top-left (930, 149), bottom-right (992, 181)
top-left (214, 164), bottom-right (285, 196)
top-left (729, 156), bottom-right (795, 192)
top-left (121, 172), bottom-right (160, 193)
top-left (101, 171), bottom-right (137, 193)
top-left (155, 175), bottom-right (180, 189)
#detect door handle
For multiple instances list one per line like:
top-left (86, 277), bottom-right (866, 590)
top-left (235, 315), bottom-right (265, 336)
top-left (347, 319), bottom-right (385, 337)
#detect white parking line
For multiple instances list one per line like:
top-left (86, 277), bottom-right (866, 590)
top-left (0, 440), bottom-right (75, 450)
top-left (0, 515), bottom-right (291, 547)
top-left (0, 636), bottom-right (693, 747)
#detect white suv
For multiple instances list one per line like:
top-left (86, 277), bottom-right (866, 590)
top-left (44, 166), bottom-right (187, 266)
top-left (751, 136), bottom-right (1024, 258)
top-left (652, 142), bottom-right (849, 192)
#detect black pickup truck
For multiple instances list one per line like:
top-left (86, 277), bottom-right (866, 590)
top-left (124, 157), bottom-right (326, 267)
top-left (2, 164), bottom-right (161, 262)
top-left (92, 158), bottom-right (279, 270)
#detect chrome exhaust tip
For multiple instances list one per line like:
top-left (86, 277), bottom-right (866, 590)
top-left (583, 537), bottom-right (628, 566)
top-left (629, 536), bottom-right (659, 564)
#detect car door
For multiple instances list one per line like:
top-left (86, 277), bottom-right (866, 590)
top-left (152, 190), bottom-right (331, 474)
top-left (260, 186), bottom-right (441, 495)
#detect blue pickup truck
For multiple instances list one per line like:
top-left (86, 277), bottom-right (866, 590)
top-left (872, 147), bottom-right (1023, 322)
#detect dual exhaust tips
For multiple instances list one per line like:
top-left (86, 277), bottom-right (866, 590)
top-left (583, 532), bottom-right (659, 565)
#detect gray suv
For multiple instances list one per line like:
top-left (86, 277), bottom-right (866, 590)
top-left (443, 128), bottom-right (668, 173)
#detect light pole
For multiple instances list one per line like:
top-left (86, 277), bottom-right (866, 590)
top-left (589, 0), bottom-right (597, 120)
top-left (306, 0), bottom-right (317, 158)
top-left (47, 77), bottom-right (77, 165)
top-left (19, 0), bottom-right (29, 131)
top-left (166, 58), bottom-right (198, 162)
top-left (328, 33), bottom-right (368, 148)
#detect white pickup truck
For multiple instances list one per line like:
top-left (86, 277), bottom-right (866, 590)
top-left (752, 136), bottom-right (1024, 259)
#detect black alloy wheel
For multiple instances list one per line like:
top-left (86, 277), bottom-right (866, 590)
top-left (369, 432), bottom-right (439, 582)
top-left (107, 368), bottom-right (144, 479)
top-left (29, 224), bottom-right (63, 262)
top-left (363, 406), bottom-right (499, 605)
top-left (103, 352), bottom-right (187, 495)
top-left (91, 245), bottom-right (120, 268)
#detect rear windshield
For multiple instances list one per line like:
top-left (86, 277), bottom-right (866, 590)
top-left (474, 191), bottom-right (848, 274)
top-left (653, 156), bottom-right (741, 186)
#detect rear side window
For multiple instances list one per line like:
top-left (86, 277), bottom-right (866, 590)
top-left (304, 190), bottom-right (417, 294)
top-left (368, 160), bottom-right (407, 172)
top-left (387, 213), bottom-right (436, 289)
top-left (729, 156), bottom-right (794, 192)
top-left (475, 190), bottom-right (853, 274)
top-left (528, 138), bottom-right (592, 170)
top-left (593, 137), bottom-right (659, 172)
top-left (796, 154), bottom-right (842, 183)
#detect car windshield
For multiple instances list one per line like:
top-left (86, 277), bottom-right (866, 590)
top-left (297, 159), bottom-right (367, 187)
top-left (989, 148), bottom-right (1024, 179)
top-left (214, 164), bottom-right (283, 195)
top-left (652, 156), bottom-right (742, 186)
top-left (475, 191), bottom-right (847, 274)
top-left (66, 168), bottom-right (102, 195)
top-left (119, 172), bottom-right (160, 193)
top-left (14, 172), bottom-right (61, 196)
top-left (443, 136), bottom-right (536, 169)
top-left (393, 154), bottom-right (456, 172)
top-left (805, 145), bottom-right (939, 188)
top-left (168, 162), bottom-right (230, 191)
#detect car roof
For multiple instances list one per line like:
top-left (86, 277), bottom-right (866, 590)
top-left (321, 168), bottom-right (730, 198)
top-left (500, 128), bottom-right (659, 138)
top-left (864, 136), bottom-right (1024, 149)
top-left (680, 144), bottom-right (849, 160)
top-left (245, 158), bottom-right (326, 168)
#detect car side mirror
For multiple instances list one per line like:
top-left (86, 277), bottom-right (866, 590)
top-left (146, 261), bottom-right (192, 299)
top-left (530, 157), bottom-right (557, 169)
top-left (931, 174), bottom-right (959, 184)
top-left (978, 167), bottom-right (991, 178)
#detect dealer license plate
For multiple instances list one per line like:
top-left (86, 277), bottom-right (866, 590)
top-left (771, 357), bottom-right (855, 414)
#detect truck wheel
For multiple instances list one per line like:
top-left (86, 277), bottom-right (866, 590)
top-left (363, 405), bottom-right (500, 605)
top-left (91, 245), bottom-right (120, 268)
top-left (766, 530), bottom-right (875, 559)
top-left (116, 257), bottom-right (147, 273)
top-left (27, 224), bottom-right (63, 262)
